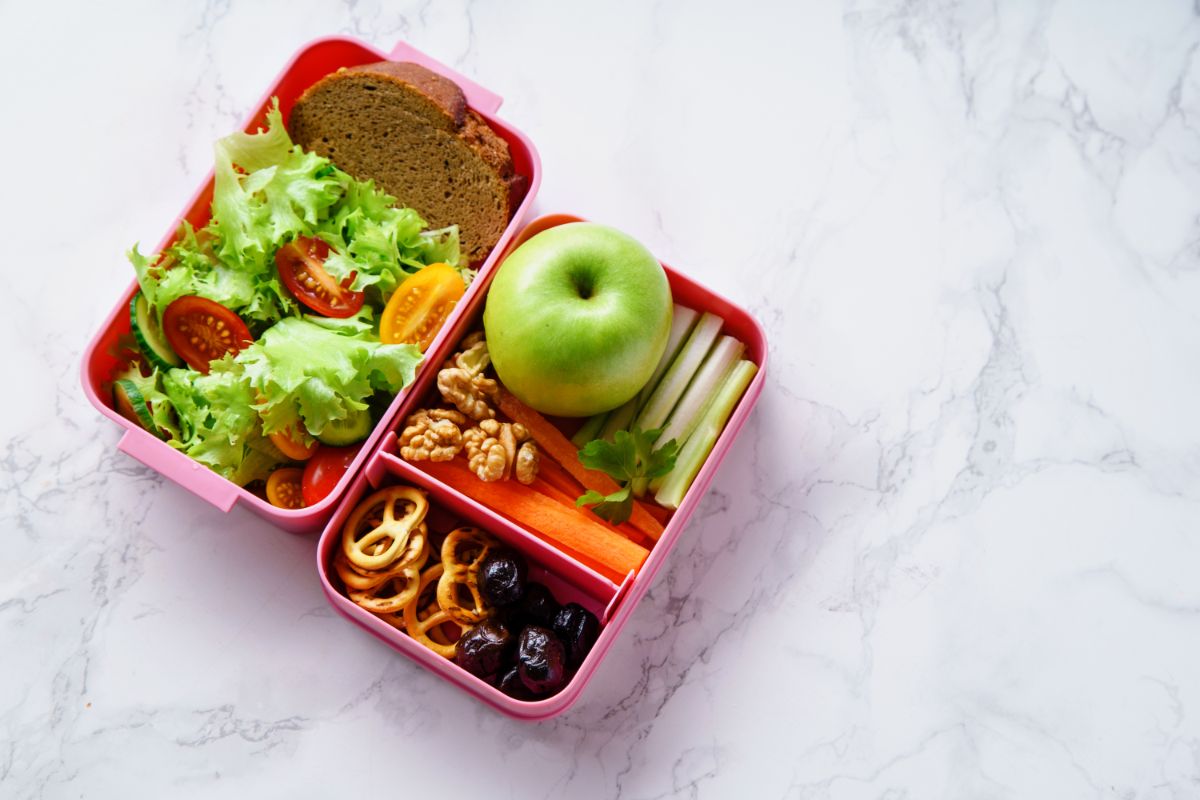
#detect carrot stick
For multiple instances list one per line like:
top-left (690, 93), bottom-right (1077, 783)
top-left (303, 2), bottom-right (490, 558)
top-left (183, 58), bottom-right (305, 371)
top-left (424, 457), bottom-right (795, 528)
top-left (529, 476), bottom-right (578, 508)
top-left (421, 459), bottom-right (647, 582)
top-left (530, 477), bottom-right (653, 549)
top-left (641, 501), bottom-right (673, 527)
top-left (536, 454), bottom-right (585, 497)
top-left (496, 389), bottom-right (613, 490)
top-left (496, 388), bottom-right (665, 540)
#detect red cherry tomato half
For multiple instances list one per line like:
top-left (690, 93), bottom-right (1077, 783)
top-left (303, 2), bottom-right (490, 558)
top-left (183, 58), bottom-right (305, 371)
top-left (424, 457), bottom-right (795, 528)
top-left (162, 296), bottom-right (253, 373)
top-left (301, 444), bottom-right (360, 506)
top-left (275, 237), bottom-right (365, 318)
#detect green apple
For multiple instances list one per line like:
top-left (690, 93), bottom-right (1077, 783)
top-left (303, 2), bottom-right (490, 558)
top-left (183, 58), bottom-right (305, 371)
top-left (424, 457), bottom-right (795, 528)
top-left (483, 222), bottom-right (672, 417)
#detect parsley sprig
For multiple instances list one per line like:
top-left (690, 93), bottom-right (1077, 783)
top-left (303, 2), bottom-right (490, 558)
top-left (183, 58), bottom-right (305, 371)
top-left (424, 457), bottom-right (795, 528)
top-left (575, 427), bottom-right (679, 524)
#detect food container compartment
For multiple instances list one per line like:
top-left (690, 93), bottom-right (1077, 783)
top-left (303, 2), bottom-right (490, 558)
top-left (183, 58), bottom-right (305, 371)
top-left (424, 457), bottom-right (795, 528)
top-left (317, 436), bottom-right (627, 719)
top-left (79, 36), bottom-right (542, 532)
top-left (321, 213), bottom-right (767, 718)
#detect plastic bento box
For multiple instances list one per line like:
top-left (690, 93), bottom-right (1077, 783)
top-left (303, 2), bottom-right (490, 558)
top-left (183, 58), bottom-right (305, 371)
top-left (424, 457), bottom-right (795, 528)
top-left (81, 38), bottom-right (767, 719)
top-left (80, 36), bottom-right (541, 533)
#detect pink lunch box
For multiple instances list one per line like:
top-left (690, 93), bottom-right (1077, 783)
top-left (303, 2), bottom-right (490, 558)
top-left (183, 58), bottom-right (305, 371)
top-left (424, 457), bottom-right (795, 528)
top-left (82, 39), bottom-right (767, 720)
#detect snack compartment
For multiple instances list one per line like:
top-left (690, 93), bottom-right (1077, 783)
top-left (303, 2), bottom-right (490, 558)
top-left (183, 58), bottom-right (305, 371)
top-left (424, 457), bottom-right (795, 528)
top-left (80, 36), bottom-right (543, 532)
top-left (317, 438), bottom-right (621, 719)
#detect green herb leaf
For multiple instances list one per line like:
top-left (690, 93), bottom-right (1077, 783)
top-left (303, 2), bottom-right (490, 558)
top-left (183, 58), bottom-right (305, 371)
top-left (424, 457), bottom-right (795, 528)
top-left (576, 427), bottom-right (678, 523)
top-left (575, 486), bottom-right (633, 525)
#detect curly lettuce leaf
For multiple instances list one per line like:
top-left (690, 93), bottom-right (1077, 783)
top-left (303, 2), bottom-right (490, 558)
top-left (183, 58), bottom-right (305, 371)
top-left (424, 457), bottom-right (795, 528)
top-left (315, 174), bottom-right (462, 299)
top-left (139, 357), bottom-right (284, 485)
top-left (237, 317), bottom-right (422, 439)
top-left (211, 101), bottom-right (343, 275)
top-left (130, 223), bottom-right (291, 327)
top-left (129, 98), bottom-right (463, 329)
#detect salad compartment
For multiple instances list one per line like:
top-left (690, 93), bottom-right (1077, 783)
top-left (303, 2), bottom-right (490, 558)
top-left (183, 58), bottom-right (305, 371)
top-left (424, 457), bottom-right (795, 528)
top-left (320, 213), bottom-right (767, 718)
top-left (80, 37), bottom-right (542, 532)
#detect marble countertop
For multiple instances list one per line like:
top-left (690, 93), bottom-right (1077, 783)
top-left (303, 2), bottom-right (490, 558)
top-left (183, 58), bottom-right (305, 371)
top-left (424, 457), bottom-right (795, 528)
top-left (4, 1), bottom-right (1200, 797)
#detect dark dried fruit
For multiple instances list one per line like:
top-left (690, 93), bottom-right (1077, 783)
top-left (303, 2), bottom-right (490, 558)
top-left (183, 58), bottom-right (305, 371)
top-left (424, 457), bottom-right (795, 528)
top-left (479, 550), bottom-right (528, 607)
top-left (454, 621), bottom-right (513, 680)
top-left (498, 666), bottom-right (535, 700)
top-left (517, 625), bottom-right (567, 695)
top-left (511, 582), bottom-right (559, 629)
top-left (552, 603), bottom-right (600, 669)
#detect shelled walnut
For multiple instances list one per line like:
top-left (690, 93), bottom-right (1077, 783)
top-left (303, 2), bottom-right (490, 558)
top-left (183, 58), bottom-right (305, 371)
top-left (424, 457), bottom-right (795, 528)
top-left (463, 419), bottom-right (538, 484)
top-left (399, 409), bottom-right (469, 462)
top-left (436, 333), bottom-right (496, 421)
top-left (438, 367), bottom-right (498, 421)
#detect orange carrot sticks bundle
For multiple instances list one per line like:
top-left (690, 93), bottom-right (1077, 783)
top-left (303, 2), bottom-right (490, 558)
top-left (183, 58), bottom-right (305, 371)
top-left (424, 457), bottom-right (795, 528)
top-left (530, 477), bottom-right (653, 549)
top-left (420, 459), bottom-right (648, 583)
top-left (495, 388), bottom-right (665, 540)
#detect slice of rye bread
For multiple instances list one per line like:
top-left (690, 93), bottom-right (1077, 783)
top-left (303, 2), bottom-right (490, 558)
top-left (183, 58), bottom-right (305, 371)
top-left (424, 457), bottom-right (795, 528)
top-left (287, 61), bottom-right (527, 264)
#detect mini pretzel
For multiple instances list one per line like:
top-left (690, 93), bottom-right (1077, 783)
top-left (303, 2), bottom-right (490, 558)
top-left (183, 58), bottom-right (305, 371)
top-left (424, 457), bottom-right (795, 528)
top-left (427, 619), bottom-right (464, 647)
top-left (437, 527), bottom-right (499, 626)
top-left (334, 524), bottom-right (429, 591)
top-left (347, 565), bottom-right (423, 613)
top-left (401, 564), bottom-right (458, 659)
top-left (341, 486), bottom-right (428, 571)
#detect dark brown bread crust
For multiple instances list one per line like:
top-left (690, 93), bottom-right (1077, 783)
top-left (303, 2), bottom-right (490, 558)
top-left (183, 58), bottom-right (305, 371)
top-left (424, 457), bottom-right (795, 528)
top-left (342, 61), bottom-right (466, 129)
top-left (288, 61), bottom-right (523, 264)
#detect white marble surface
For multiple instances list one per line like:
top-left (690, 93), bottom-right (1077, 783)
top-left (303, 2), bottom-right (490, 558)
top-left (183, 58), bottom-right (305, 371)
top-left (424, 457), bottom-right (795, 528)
top-left (3, 0), bottom-right (1200, 797)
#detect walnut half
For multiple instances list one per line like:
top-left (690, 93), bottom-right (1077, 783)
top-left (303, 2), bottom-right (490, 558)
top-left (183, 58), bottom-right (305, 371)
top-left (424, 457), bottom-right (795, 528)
top-left (399, 409), bottom-right (469, 462)
top-left (437, 333), bottom-right (498, 421)
top-left (463, 419), bottom-right (538, 483)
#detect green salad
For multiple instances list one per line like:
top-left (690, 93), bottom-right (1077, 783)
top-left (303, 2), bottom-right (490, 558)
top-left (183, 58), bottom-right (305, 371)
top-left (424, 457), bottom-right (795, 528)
top-left (113, 100), bottom-right (469, 492)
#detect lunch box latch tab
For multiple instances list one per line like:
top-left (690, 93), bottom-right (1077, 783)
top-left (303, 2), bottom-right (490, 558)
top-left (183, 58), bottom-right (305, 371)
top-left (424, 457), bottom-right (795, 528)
top-left (387, 41), bottom-right (503, 115)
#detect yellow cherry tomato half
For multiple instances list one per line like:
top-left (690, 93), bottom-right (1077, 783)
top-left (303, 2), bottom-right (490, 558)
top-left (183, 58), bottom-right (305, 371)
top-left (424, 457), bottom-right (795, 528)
top-left (269, 426), bottom-right (318, 461)
top-left (379, 263), bottom-right (466, 352)
top-left (265, 467), bottom-right (306, 509)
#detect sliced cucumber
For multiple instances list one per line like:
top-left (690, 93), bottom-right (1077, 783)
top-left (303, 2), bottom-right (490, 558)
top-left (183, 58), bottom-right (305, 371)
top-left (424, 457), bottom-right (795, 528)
top-left (130, 292), bottom-right (182, 370)
top-left (317, 407), bottom-right (372, 446)
top-left (113, 379), bottom-right (162, 438)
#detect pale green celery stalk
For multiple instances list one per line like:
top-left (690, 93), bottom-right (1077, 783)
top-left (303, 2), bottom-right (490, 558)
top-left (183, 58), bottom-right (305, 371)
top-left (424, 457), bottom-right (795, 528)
top-left (599, 397), bottom-right (638, 440)
top-left (571, 412), bottom-right (609, 447)
top-left (654, 359), bottom-right (757, 509)
top-left (633, 311), bottom-right (723, 433)
top-left (635, 305), bottom-right (699, 412)
top-left (577, 304), bottom-right (699, 444)
top-left (655, 335), bottom-right (744, 449)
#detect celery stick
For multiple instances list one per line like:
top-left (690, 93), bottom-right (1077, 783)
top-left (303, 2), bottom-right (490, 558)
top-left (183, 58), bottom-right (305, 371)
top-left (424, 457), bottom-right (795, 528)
top-left (654, 359), bottom-right (757, 509)
top-left (576, 305), bottom-right (699, 444)
top-left (571, 411), bottom-right (609, 447)
top-left (599, 396), bottom-right (638, 440)
top-left (635, 305), bottom-right (699, 412)
top-left (655, 335), bottom-right (743, 449)
top-left (634, 312), bottom-right (723, 433)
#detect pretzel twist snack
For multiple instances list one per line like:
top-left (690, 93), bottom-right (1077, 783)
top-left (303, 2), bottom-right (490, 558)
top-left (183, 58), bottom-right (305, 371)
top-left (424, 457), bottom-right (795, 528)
top-left (341, 486), bottom-right (428, 571)
top-left (335, 524), bottom-right (429, 591)
top-left (437, 526), bottom-right (499, 626)
top-left (347, 565), bottom-right (424, 613)
top-left (400, 564), bottom-right (459, 659)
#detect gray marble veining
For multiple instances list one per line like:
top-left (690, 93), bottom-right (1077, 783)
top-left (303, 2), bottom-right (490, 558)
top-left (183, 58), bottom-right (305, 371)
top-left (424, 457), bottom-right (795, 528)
top-left (2, 0), bottom-right (1199, 797)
